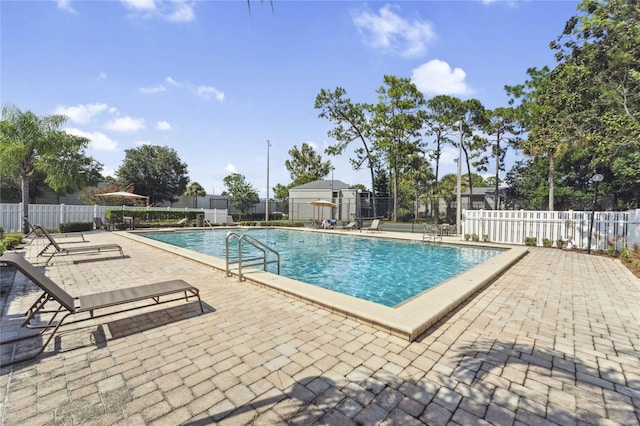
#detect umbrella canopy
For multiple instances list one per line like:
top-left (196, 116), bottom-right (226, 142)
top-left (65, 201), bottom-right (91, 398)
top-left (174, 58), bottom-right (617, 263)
top-left (309, 200), bottom-right (336, 223)
top-left (309, 200), bottom-right (337, 208)
top-left (97, 191), bottom-right (149, 206)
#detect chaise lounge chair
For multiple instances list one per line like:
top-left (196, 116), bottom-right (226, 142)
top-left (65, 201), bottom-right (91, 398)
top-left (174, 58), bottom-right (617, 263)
top-left (24, 217), bottom-right (86, 244)
top-left (226, 215), bottom-right (238, 226)
top-left (176, 218), bottom-right (189, 227)
top-left (361, 219), bottom-right (380, 232)
top-left (337, 221), bottom-right (356, 230)
top-left (0, 252), bottom-right (204, 364)
top-left (35, 225), bottom-right (125, 265)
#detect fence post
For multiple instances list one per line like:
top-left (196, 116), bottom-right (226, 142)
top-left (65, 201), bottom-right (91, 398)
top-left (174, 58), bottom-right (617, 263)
top-left (628, 209), bottom-right (640, 248)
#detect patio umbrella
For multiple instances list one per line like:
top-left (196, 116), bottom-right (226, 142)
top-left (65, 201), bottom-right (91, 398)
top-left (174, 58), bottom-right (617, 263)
top-left (309, 200), bottom-right (337, 222)
top-left (97, 191), bottom-right (149, 206)
top-left (309, 200), bottom-right (337, 208)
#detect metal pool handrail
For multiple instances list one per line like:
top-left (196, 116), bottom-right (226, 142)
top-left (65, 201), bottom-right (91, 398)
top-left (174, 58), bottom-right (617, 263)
top-left (225, 232), bottom-right (280, 281)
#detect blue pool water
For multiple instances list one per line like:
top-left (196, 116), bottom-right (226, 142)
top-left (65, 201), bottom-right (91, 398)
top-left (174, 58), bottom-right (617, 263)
top-left (142, 229), bottom-right (503, 307)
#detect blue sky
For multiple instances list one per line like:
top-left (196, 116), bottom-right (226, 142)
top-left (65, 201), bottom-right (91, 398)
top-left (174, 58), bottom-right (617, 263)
top-left (2, 0), bottom-right (580, 198)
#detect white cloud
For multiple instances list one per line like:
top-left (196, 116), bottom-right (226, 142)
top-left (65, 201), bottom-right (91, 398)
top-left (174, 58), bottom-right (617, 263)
top-left (121, 0), bottom-right (157, 12)
top-left (196, 86), bottom-right (225, 101)
top-left (224, 164), bottom-right (237, 173)
top-left (353, 5), bottom-right (435, 57)
top-left (98, 72), bottom-right (107, 80)
top-left (158, 76), bottom-right (224, 101)
top-left (166, 0), bottom-right (195, 22)
top-left (165, 76), bottom-right (180, 86)
top-left (156, 121), bottom-right (172, 131)
top-left (121, 0), bottom-right (195, 23)
top-left (104, 116), bottom-right (145, 132)
top-left (140, 84), bottom-right (166, 94)
top-left (54, 103), bottom-right (108, 124)
top-left (481, 0), bottom-right (518, 7)
top-left (411, 59), bottom-right (471, 95)
top-left (65, 128), bottom-right (119, 152)
top-left (57, 0), bottom-right (76, 14)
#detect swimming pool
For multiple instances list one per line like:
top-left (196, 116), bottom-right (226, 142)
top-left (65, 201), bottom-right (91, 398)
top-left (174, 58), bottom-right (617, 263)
top-left (142, 229), bottom-right (503, 307)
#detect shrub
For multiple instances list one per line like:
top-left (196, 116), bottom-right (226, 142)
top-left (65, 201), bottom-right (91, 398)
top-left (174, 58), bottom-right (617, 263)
top-left (2, 233), bottom-right (24, 250)
top-left (556, 239), bottom-right (564, 249)
top-left (464, 234), bottom-right (471, 241)
top-left (620, 247), bottom-right (634, 262)
top-left (0, 241), bottom-right (5, 255)
top-left (524, 237), bottom-right (537, 246)
top-left (471, 233), bottom-right (479, 242)
top-left (59, 222), bottom-right (93, 233)
top-left (542, 238), bottom-right (552, 248)
top-left (482, 234), bottom-right (489, 242)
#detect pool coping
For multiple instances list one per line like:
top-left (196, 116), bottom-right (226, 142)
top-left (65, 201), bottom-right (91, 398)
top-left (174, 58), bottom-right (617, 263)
top-left (117, 228), bottom-right (529, 341)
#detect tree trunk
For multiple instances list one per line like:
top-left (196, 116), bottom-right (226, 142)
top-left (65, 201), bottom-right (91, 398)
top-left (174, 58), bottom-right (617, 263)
top-left (461, 141), bottom-right (473, 207)
top-left (368, 165), bottom-right (377, 218)
top-left (393, 166), bottom-right (399, 221)
top-left (548, 154), bottom-right (555, 211)
top-left (494, 140), bottom-right (500, 210)
top-left (21, 175), bottom-right (30, 234)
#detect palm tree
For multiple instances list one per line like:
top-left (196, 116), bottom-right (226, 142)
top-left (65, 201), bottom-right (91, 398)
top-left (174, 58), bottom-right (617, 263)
top-left (184, 182), bottom-right (206, 208)
top-left (0, 104), bottom-right (89, 233)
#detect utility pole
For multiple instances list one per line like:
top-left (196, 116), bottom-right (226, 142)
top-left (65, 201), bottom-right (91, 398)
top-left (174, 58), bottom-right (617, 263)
top-left (456, 121), bottom-right (463, 236)
top-left (266, 140), bottom-right (271, 222)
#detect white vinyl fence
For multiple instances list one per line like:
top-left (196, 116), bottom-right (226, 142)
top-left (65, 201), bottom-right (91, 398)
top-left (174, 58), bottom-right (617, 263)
top-left (463, 209), bottom-right (640, 250)
top-left (0, 203), bottom-right (229, 233)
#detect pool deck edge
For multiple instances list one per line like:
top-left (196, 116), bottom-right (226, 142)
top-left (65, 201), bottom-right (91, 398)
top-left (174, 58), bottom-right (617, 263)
top-left (117, 230), bottom-right (529, 341)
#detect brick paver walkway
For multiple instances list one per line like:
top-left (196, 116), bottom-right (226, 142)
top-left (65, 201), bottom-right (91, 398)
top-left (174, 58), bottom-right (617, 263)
top-left (1, 231), bottom-right (638, 425)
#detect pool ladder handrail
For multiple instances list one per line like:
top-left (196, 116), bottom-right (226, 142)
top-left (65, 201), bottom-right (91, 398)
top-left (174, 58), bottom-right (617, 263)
top-left (225, 232), bottom-right (280, 281)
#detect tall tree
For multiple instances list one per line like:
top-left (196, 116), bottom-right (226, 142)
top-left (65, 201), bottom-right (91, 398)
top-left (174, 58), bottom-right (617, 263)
top-left (424, 95), bottom-right (457, 219)
top-left (406, 154), bottom-right (434, 221)
top-left (506, 66), bottom-right (569, 210)
top-left (285, 143), bottom-right (332, 186)
top-left (273, 143), bottom-right (332, 205)
top-left (551, 0), bottom-right (640, 208)
top-left (223, 173), bottom-right (259, 216)
top-left (450, 98), bottom-right (488, 202)
top-left (507, 0), bottom-right (640, 210)
top-left (116, 145), bottom-right (189, 205)
top-left (479, 107), bottom-right (520, 209)
top-left (372, 75), bottom-right (426, 221)
top-left (0, 104), bottom-right (91, 233)
top-left (39, 138), bottom-right (103, 203)
top-left (315, 87), bottom-right (379, 216)
top-left (184, 182), bottom-right (206, 208)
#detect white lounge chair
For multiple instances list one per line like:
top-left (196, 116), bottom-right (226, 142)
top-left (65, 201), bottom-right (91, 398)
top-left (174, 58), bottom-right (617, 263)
top-left (337, 222), bottom-right (356, 230)
top-left (361, 219), bottom-right (380, 232)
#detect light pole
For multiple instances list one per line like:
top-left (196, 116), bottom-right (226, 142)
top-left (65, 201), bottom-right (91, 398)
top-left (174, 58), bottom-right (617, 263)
top-left (456, 121), bottom-right (463, 236)
top-left (266, 140), bottom-right (271, 222)
top-left (330, 166), bottom-right (335, 219)
top-left (587, 173), bottom-right (604, 254)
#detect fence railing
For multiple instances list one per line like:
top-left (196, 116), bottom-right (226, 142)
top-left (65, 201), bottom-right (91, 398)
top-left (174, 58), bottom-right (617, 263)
top-left (463, 209), bottom-right (640, 250)
top-left (0, 204), bottom-right (229, 233)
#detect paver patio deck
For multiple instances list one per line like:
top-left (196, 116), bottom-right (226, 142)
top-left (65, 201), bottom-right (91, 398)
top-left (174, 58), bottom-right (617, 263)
top-left (1, 230), bottom-right (638, 425)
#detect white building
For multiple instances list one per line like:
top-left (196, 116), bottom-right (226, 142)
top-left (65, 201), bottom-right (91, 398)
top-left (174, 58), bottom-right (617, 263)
top-left (288, 179), bottom-right (370, 223)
